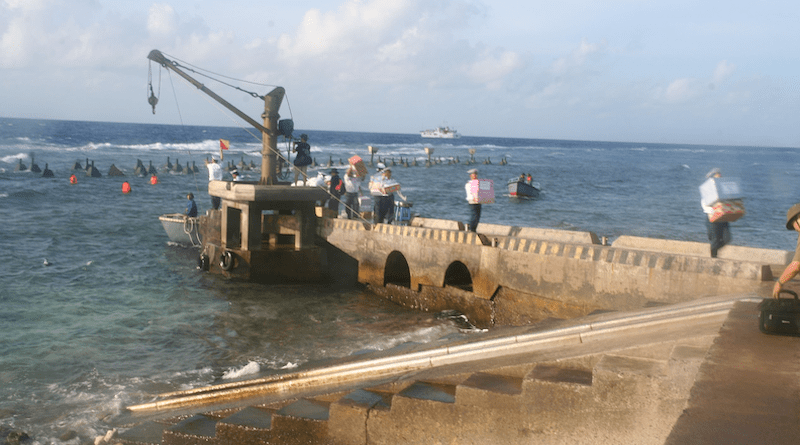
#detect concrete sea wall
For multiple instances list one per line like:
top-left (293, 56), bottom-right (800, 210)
top-left (319, 217), bottom-right (781, 327)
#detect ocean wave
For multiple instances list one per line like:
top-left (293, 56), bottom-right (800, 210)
top-left (222, 360), bottom-right (261, 379)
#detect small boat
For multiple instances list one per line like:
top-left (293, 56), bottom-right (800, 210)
top-left (159, 213), bottom-right (201, 246)
top-left (508, 179), bottom-right (541, 198)
top-left (420, 126), bottom-right (460, 138)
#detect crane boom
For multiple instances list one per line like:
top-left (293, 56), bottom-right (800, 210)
top-left (147, 49), bottom-right (284, 184)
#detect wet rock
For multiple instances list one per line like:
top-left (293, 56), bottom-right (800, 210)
top-left (0, 425), bottom-right (32, 444)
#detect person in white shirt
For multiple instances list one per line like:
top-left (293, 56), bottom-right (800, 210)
top-left (465, 168), bottom-right (481, 232)
top-left (701, 168), bottom-right (731, 258)
top-left (343, 166), bottom-right (363, 219)
top-left (204, 157), bottom-right (223, 209)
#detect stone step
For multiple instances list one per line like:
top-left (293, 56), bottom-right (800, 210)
top-left (455, 371), bottom-right (524, 407)
top-left (162, 414), bottom-right (218, 445)
top-left (329, 389), bottom-right (393, 444)
top-left (215, 406), bottom-right (275, 445)
top-left (269, 398), bottom-right (331, 445)
top-left (116, 421), bottom-right (173, 445)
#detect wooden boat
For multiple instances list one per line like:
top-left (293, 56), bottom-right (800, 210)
top-left (508, 179), bottom-right (540, 198)
top-left (158, 213), bottom-right (201, 246)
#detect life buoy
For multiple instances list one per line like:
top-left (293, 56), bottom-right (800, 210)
top-left (219, 250), bottom-right (234, 271)
top-left (198, 253), bottom-right (209, 271)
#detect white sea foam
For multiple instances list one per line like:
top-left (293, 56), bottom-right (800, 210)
top-left (222, 361), bottom-right (260, 379)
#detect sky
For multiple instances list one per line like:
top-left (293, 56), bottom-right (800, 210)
top-left (1, 0), bottom-right (799, 147)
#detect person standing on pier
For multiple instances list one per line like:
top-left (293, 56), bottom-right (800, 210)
top-left (292, 133), bottom-right (313, 185)
top-left (204, 157), bottom-right (223, 210)
top-left (701, 168), bottom-right (732, 258)
top-left (465, 168), bottom-right (482, 232)
top-left (327, 168), bottom-right (344, 216)
top-left (773, 203), bottom-right (800, 298)
top-left (343, 165), bottom-right (363, 219)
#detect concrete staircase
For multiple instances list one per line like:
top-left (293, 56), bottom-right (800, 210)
top-left (115, 333), bottom-right (714, 445)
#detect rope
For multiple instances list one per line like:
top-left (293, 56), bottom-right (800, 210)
top-left (183, 216), bottom-right (202, 247)
top-left (166, 70), bottom-right (200, 192)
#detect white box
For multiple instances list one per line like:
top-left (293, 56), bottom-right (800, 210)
top-left (468, 179), bottom-right (495, 204)
top-left (700, 177), bottom-right (742, 207)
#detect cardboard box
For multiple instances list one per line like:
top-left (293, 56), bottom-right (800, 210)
top-left (709, 200), bottom-right (745, 223)
top-left (700, 177), bottom-right (743, 206)
top-left (468, 179), bottom-right (495, 204)
top-left (382, 180), bottom-right (401, 195)
top-left (348, 155), bottom-right (368, 177)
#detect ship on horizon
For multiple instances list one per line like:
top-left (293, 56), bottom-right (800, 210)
top-left (420, 126), bottom-right (460, 138)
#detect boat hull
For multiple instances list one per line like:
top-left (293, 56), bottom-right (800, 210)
top-left (159, 213), bottom-right (201, 245)
top-left (420, 126), bottom-right (460, 138)
top-left (508, 181), bottom-right (540, 198)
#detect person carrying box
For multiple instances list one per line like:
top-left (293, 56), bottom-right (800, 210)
top-left (700, 168), bottom-right (739, 258)
top-left (465, 168), bottom-right (488, 232)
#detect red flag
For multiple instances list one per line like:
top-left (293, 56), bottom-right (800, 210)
top-left (219, 139), bottom-right (229, 160)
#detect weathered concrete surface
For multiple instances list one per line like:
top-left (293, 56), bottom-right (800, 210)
top-left (665, 300), bottom-right (800, 445)
top-left (115, 296), bottom-right (800, 445)
top-left (319, 219), bottom-right (777, 327)
top-left (613, 235), bottom-right (791, 268)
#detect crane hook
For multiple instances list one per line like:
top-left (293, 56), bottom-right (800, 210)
top-left (148, 84), bottom-right (158, 114)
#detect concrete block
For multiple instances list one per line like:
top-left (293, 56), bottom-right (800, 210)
top-left (329, 389), bottom-right (391, 445)
top-left (455, 372), bottom-right (523, 407)
top-left (408, 217), bottom-right (464, 231)
top-left (116, 421), bottom-right (171, 445)
top-left (613, 235), bottom-right (792, 265)
top-left (215, 406), bottom-right (273, 445)
top-left (476, 222), bottom-right (515, 236)
top-left (270, 399), bottom-right (330, 445)
top-left (162, 414), bottom-right (218, 445)
top-left (522, 364), bottom-right (593, 414)
top-left (516, 227), bottom-right (600, 245)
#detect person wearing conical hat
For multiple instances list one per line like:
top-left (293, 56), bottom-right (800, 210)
top-left (773, 203), bottom-right (800, 298)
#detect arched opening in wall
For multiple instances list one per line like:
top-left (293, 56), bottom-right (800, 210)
top-left (384, 251), bottom-right (411, 288)
top-left (444, 261), bottom-right (473, 292)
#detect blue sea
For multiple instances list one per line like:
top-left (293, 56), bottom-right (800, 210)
top-left (1, 116), bottom-right (798, 443)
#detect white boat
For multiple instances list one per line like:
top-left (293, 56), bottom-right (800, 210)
top-left (159, 213), bottom-right (201, 246)
top-left (420, 126), bottom-right (461, 138)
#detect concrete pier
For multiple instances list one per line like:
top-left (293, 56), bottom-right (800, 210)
top-left (319, 217), bottom-right (777, 327)
top-left (115, 296), bottom-right (799, 444)
top-left (111, 213), bottom-right (798, 444)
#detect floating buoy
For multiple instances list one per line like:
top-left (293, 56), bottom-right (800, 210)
top-left (122, 181), bottom-right (132, 194)
top-left (150, 175), bottom-right (158, 185)
top-left (69, 174), bottom-right (78, 184)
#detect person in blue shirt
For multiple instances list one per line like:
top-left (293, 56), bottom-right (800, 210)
top-left (185, 193), bottom-right (198, 218)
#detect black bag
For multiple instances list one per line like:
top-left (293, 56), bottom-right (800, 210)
top-left (758, 290), bottom-right (800, 336)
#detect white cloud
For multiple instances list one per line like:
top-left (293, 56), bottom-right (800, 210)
top-left (662, 78), bottom-right (700, 103)
top-left (468, 50), bottom-right (522, 89)
top-left (712, 60), bottom-right (735, 84)
top-left (551, 38), bottom-right (606, 75)
top-left (147, 3), bottom-right (177, 36)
